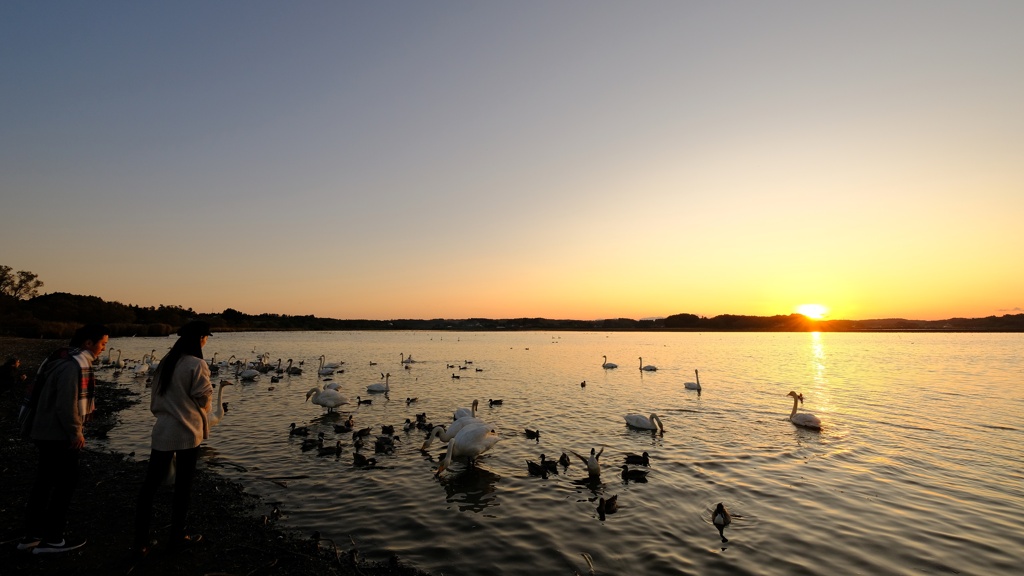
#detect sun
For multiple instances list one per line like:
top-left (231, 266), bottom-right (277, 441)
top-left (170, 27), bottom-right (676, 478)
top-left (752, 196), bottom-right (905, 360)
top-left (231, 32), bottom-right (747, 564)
top-left (796, 304), bottom-right (828, 320)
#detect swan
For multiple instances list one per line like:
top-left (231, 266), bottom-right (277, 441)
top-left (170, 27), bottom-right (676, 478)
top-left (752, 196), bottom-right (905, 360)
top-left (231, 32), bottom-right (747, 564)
top-left (624, 412), bottom-right (664, 433)
top-left (684, 369), bottom-right (702, 391)
top-left (713, 502), bottom-right (732, 542)
top-left (639, 357), bottom-right (657, 371)
top-left (305, 384), bottom-right (349, 413)
top-left (367, 372), bottom-right (390, 393)
top-left (320, 355), bottom-right (344, 370)
top-left (787, 391), bottom-right (822, 430)
top-left (571, 447), bottom-right (604, 478)
top-left (400, 353), bottom-right (414, 364)
top-left (317, 356), bottom-right (336, 376)
top-left (207, 380), bottom-right (234, 426)
top-left (421, 417), bottom-right (485, 450)
top-left (453, 399), bottom-right (478, 420)
top-left (435, 423), bottom-right (501, 475)
top-left (324, 381), bottom-right (343, 391)
top-left (623, 451), bottom-right (650, 466)
top-left (602, 355), bottom-right (618, 369)
top-left (285, 359), bottom-right (302, 375)
top-left (236, 359), bottom-right (260, 381)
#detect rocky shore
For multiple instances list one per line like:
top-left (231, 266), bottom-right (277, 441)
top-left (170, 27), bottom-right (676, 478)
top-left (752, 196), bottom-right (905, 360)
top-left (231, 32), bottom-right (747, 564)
top-left (0, 337), bottom-right (430, 576)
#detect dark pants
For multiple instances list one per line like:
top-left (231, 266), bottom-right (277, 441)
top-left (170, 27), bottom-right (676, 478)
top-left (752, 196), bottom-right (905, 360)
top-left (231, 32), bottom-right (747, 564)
top-left (133, 447), bottom-right (199, 548)
top-left (26, 440), bottom-right (80, 542)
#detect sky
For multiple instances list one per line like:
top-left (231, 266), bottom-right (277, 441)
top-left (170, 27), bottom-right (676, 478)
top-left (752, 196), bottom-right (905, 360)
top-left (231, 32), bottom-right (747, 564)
top-left (2, 1), bottom-right (1022, 322)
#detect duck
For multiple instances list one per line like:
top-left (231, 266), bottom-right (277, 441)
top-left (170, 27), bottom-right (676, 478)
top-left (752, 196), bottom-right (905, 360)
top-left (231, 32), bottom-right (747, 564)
top-left (787, 391), bottom-right (823, 430)
top-left (713, 502), bottom-right (732, 542)
top-left (601, 355), bottom-right (618, 369)
top-left (352, 453), bottom-right (377, 467)
top-left (524, 428), bottom-right (540, 441)
top-left (367, 373), bottom-right (390, 393)
top-left (289, 422), bottom-right (311, 436)
top-left (684, 369), bottom-right (702, 391)
top-left (620, 465), bottom-right (649, 482)
top-left (571, 447), bottom-right (604, 478)
top-left (623, 413), bottom-right (665, 433)
top-left (639, 357), bottom-right (657, 371)
top-left (406, 397), bottom-right (418, 405)
top-left (623, 451), bottom-right (650, 466)
top-left (558, 452), bottom-right (571, 468)
top-left (540, 453), bottom-right (559, 474)
top-left (526, 459), bottom-right (548, 478)
top-left (488, 398), bottom-right (503, 407)
top-left (403, 418), bottom-right (415, 432)
top-left (317, 440), bottom-right (343, 458)
top-left (300, 432), bottom-right (326, 451)
top-left (380, 424), bottom-right (395, 435)
top-left (435, 423), bottom-right (501, 475)
top-left (356, 396), bottom-right (373, 406)
top-left (333, 415), bottom-right (354, 433)
top-left (207, 380), bottom-right (234, 426)
top-left (597, 494), bottom-right (618, 518)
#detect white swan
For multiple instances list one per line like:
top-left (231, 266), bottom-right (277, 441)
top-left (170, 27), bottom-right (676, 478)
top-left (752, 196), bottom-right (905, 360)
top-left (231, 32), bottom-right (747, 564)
top-left (367, 372), bottom-right (390, 393)
top-left (453, 399), bottom-right (479, 420)
top-left (684, 369), bottom-right (701, 391)
top-left (306, 384), bottom-right (349, 413)
top-left (602, 355), bottom-right (618, 369)
top-left (639, 357), bottom-right (657, 371)
top-left (421, 417), bottom-right (485, 450)
top-left (236, 359), bottom-right (260, 381)
top-left (400, 353), bottom-right (415, 364)
top-left (112, 349), bottom-right (123, 369)
top-left (570, 446), bottom-right (604, 478)
top-left (624, 412), bottom-right (664, 433)
top-left (208, 380), bottom-right (234, 426)
top-left (317, 356), bottom-right (337, 376)
top-left (787, 391), bottom-right (822, 430)
top-left (435, 423), bottom-right (501, 475)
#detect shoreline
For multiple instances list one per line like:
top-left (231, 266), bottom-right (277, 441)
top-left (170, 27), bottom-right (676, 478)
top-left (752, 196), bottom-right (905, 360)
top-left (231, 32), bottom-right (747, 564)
top-left (0, 337), bottom-right (431, 576)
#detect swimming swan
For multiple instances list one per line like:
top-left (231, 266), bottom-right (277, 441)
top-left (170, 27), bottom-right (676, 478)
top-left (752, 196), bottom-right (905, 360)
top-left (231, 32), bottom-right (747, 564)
top-left (602, 355), bottom-right (618, 369)
top-left (639, 357), bottom-right (657, 371)
top-left (624, 413), bottom-right (664, 433)
top-left (367, 372), bottom-right (390, 393)
top-left (787, 391), bottom-right (822, 430)
top-left (684, 369), bottom-right (701, 391)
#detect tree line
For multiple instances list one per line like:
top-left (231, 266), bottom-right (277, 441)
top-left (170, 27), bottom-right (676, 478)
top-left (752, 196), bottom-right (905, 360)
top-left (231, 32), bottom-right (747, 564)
top-left (1, 265), bottom-right (1021, 338)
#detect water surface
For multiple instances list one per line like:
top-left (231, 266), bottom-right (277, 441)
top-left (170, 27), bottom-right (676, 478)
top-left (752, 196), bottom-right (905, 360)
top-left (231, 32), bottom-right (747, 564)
top-left (99, 331), bottom-right (1024, 575)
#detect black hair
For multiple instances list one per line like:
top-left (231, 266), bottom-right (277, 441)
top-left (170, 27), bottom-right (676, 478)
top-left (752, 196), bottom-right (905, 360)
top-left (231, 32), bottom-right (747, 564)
top-left (154, 329), bottom-right (205, 396)
top-left (70, 323), bottom-right (110, 347)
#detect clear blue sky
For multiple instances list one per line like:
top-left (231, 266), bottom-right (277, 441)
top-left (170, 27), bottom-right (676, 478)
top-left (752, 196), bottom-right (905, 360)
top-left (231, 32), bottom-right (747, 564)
top-left (3, 1), bottom-right (1022, 321)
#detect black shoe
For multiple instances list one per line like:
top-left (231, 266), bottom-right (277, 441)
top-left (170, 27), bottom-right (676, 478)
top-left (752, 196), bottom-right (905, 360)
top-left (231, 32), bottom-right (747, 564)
top-left (32, 537), bottom-right (86, 554)
top-left (16, 536), bottom-right (41, 551)
top-left (170, 534), bottom-right (202, 553)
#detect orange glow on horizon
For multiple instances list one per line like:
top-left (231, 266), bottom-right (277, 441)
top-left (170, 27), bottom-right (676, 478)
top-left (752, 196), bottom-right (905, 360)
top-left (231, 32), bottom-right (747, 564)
top-left (796, 304), bottom-right (828, 320)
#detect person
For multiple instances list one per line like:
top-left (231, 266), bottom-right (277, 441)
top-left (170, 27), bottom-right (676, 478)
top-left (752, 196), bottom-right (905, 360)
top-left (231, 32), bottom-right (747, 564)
top-left (1, 355), bottom-right (27, 390)
top-left (19, 323), bottom-right (109, 554)
top-left (133, 320), bottom-right (214, 557)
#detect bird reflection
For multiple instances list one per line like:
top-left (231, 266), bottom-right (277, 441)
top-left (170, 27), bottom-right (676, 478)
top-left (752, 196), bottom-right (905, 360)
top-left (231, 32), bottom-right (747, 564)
top-left (438, 466), bottom-right (501, 513)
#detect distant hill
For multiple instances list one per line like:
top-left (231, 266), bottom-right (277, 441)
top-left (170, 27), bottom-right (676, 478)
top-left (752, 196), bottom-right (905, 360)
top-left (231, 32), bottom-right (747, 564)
top-left (1, 292), bottom-right (1021, 339)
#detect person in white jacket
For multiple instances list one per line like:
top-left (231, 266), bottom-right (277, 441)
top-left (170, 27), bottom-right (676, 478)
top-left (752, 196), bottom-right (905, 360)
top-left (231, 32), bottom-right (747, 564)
top-left (133, 320), bottom-right (214, 557)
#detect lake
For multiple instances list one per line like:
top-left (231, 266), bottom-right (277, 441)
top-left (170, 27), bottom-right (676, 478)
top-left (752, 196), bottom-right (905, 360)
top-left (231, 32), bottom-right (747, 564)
top-left (96, 331), bottom-right (1024, 575)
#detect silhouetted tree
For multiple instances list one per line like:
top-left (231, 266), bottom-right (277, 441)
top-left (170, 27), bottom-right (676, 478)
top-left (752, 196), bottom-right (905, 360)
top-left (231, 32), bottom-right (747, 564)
top-left (0, 265), bottom-right (44, 300)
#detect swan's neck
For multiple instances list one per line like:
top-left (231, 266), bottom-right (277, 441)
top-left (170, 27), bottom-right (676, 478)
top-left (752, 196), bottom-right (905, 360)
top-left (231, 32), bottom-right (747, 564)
top-left (790, 396), bottom-right (799, 418)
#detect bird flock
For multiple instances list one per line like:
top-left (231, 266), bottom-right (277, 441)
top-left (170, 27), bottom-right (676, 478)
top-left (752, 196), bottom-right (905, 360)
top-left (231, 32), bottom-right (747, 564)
top-left (97, 348), bottom-right (827, 547)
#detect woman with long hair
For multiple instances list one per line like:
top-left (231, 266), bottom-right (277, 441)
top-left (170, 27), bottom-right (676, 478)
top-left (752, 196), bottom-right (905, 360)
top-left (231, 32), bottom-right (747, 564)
top-left (133, 320), bottom-right (214, 557)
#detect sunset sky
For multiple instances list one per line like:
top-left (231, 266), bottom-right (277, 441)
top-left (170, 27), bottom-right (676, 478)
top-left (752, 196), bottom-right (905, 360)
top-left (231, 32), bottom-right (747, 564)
top-left (3, 2), bottom-right (1022, 322)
